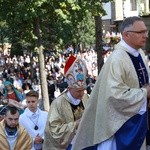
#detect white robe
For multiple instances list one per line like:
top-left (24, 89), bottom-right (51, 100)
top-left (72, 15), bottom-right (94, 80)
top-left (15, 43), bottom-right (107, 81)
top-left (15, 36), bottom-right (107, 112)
top-left (19, 108), bottom-right (48, 150)
top-left (97, 40), bottom-right (147, 150)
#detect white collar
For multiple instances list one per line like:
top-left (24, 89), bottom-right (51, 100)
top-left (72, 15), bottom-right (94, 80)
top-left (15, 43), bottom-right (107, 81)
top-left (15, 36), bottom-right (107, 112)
top-left (120, 40), bottom-right (140, 57)
top-left (67, 91), bottom-right (81, 105)
top-left (25, 108), bottom-right (40, 117)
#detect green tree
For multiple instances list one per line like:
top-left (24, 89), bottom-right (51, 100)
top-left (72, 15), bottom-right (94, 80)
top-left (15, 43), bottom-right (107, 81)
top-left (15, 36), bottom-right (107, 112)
top-left (0, 20), bottom-right (10, 50)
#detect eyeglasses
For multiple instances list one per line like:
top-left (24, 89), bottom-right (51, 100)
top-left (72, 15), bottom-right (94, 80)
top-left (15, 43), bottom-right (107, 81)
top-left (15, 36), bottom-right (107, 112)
top-left (126, 30), bottom-right (149, 35)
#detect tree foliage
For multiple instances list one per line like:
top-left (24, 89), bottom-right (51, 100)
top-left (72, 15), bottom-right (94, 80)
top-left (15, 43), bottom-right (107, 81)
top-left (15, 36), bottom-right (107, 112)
top-left (0, 0), bottom-right (113, 52)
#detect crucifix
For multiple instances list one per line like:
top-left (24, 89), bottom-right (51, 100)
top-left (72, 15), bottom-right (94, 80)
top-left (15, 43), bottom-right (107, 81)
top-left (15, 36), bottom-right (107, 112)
top-left (138, 63), bottom-right (146, 85)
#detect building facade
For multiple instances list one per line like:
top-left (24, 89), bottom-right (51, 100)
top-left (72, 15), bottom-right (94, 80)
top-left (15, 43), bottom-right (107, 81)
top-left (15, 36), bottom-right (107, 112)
top-left (102, 0), bottom-right (150, 33)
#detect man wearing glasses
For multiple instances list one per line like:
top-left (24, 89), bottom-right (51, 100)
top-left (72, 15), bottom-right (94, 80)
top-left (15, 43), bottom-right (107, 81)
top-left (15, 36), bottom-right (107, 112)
top-left (72, 16), bottom-right (150, 150)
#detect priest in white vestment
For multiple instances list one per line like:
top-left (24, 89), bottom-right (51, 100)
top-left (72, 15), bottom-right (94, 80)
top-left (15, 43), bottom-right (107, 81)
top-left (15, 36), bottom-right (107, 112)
top-left (72, 16), bottom-right (150, 150)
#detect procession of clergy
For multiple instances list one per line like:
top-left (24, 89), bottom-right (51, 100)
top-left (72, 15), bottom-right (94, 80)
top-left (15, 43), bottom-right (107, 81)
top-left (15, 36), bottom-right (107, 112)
top-left (1, 16), bottom-right (150, 150)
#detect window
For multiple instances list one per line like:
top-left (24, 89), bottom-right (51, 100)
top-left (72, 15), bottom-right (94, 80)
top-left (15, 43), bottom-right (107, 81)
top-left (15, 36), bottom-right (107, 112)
top-left (130, 0), bottom-right (137, 11)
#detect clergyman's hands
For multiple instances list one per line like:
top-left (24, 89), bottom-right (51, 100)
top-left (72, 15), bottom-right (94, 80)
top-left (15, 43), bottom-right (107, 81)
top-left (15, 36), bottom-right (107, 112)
top-left (34, 134), bottom-right (43, 144)
top-left (143, 84), bottom-right (150, 99)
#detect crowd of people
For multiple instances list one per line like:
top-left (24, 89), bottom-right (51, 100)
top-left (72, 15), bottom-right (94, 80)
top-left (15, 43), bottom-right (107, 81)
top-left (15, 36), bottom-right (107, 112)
top-left (0, 16), bottom-right (150, 150)
top-left (0, 47), bottom-right (98, 101)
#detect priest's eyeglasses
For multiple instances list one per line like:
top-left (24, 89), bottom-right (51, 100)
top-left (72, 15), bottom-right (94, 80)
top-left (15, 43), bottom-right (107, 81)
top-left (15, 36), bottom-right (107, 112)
top-left (126, 30), bottom-right (149, 35)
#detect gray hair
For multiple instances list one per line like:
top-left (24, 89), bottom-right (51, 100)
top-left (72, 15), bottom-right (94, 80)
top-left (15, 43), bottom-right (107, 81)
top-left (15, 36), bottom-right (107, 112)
top-left (120, 16), bottom-right (143, 33)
